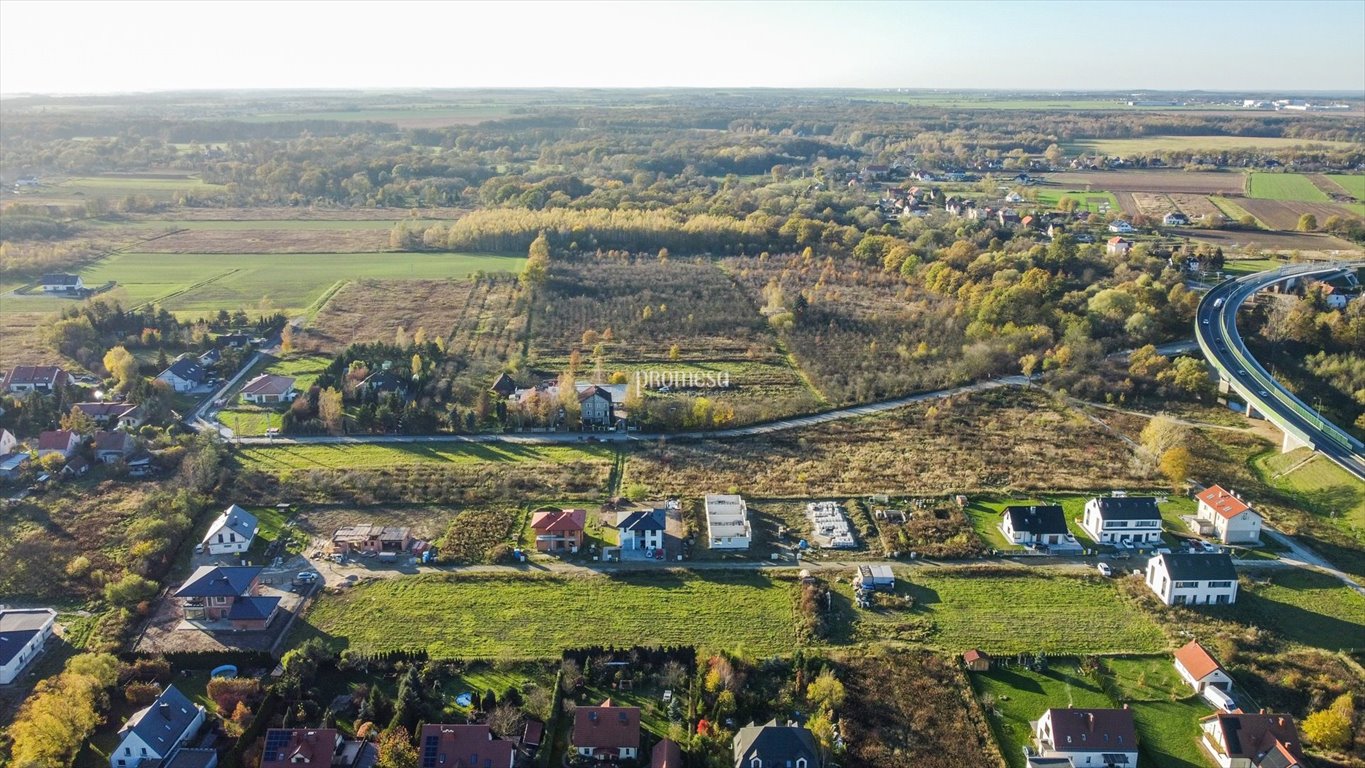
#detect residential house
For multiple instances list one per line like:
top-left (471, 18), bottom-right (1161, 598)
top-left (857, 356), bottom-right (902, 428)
top-left (261, 729), bottom-right (342, 768)
top-left (704, 494), bottom-right (753, 549)
top-left (1032, 708), bottom-right (1139, 768)
top-left (617, 508), bottom-right (666, 551)
top-left (75, 402), bottom-right (145, 430)
top-left (418, 723), bottom-right (517, 768)
top-left (62, 455), bottom-right (91, 477)
top-left (5, 365), bottom-right (72, 395)
top-left (173, 565), bottom-right (280, 630)
top-left (0, 608), bottom-right (57, 684)
top-left (198, 348), bottom-right (222, 367)
top-left (359, 370), bottom-right (408, 399)
top-left (0, 452), bottom-right (30, 480)
top-left (201, 504), bottom-right (258, 555)
top-left (330, 524), bottom-right (412, 555)
top-left (1001, 505), bottom-right (1082, 552)
top-left (40, 273), bottom-right (84, 292)
top-left (999, 209), bottom-right (1021, 226)
top-left (652, 739), bottom-right (684, 768)
top-left (1020, 214), bottom-right (1036, 229)
top-left (1320, 284), bottom-right (1350, 309)
top-left (490, 372), bottom-right (518, 397)
top-left (732, 720), bottom-right (821, 768)
top-left (1199, 712), bottom-right (1309, 768)
top-left (94, 430), bottom-right (136, 464)
top-left (963, 649), bottom-right (991, 672)
top-left (1164, 212), bottom-right (1190, 226)
top-left (0, 429), bottom-right (15, 455)
top-left (1108, 220), bottom-right (1136, 234)
top-left (530, 508), bottom-right (586, 552)
top-left (127, 452), bottom-right (154, 478)
top-left (1106, 237), bottom-right (1133, 256)
top-left (579, 385), bottom-right (614, 427)
top-left (1005, 191), bottom-right (1025, 203)
top-left (109, 684), bottom-right (206, 768)
top-left (1173, 640), bottom-right (1234, 694)
top-left (572, 699), bottom-right (641, 761)
top-left (1145, 552), bottom-right (1239, 606)
top-left (1195, 486), bottom-right (1262, 545)
top-left (240, 374), bottom-right (297, 405)
top-left (1080, 497), bottom-right (1163, 545)
top-left (157, 355), bottom-right (209, 393)
top-left (37, 429), bottom-right (81, 459)
top-left (216, 333), bottom-right (253, 348)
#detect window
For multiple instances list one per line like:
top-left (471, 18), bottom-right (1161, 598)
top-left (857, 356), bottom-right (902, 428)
top-left (797, 760), bottom-right (808, 768)
top-left (1209, 581), bottom-right (1232, 588)
top-left (1174, 581), bottom-right (1198, 588)
top-left (750, 759), bottom-right (762, 768)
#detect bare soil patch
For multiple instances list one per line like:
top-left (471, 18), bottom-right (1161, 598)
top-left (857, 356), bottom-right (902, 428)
top-left (1131, 192), bottom-right (1174, 219)
top-left (301, 278), bottom-right (522, 353)
top-left (1181, 228), bottom-right (1362, 254)
top-left (1235, 199), bottom-right (1364, 231)
top-left (1046, 171), bottom-right (1247, 194)
top-left (0, 313), bottom-right (68, 371)
top-left (137, 228), bottom-right (392, 253)
top-left (293, 504), bottom-right (460, 544)
top-left (143, 207), bottom-right (464, 221)
top-left (1113, 190), bottom-right (1141, 217)
top-left (1169, 193), bottom-right (1222, 220)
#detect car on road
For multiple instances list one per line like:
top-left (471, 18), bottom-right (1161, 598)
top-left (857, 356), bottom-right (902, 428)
top-left (1258, 389), bottom-right (1269, 397)
top-left (1238, 369), bottom-right (1247, 377)
top-left (1202, 318), bottom-right (1210, 325)
top-left (1096, 562), bottom-right (1114, 577)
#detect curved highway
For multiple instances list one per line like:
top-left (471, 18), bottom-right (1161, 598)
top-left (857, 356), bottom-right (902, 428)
top-left (1195, 261), bottom-right (1365, 481)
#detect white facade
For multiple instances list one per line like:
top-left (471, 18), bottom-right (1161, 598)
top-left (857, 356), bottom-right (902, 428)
top-left (1195, 490), bottom-right (1262, 545)
top-left (109, 698), bottom-right (205, 768)
top-left (1081, 499), bottom-right (1163, 545)
top-left (704, 494), bottom-right (752, 549)
top-left (1033, 709), bottom-right (1139, 768)
top-left (202, 505), bottom-right (258, 555)
top-left (156, 370), bottom-right (198, 393)
top-left (1145, 554), bottom-right (1239, 606)
top-left (1175, 660), bottom-right (1233, 693)
top-left (0, 609), bottom-right (57, 685)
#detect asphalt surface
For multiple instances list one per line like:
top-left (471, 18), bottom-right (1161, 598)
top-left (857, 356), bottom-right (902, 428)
top-left (1195, 261), bottom-right (1365, 481)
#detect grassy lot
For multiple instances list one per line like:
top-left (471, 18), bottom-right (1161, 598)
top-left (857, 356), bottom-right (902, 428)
top-left (1234, 570), bottom-right (1365, 652)
top-left (1208, 196), bottom-right (1266, 228)
top-left (66, 251), bottom-right (523, 314)
top-left (218, 354), bottom-right (334, 436)
top-left (1326, 175), bottom-right (1365, 199)
top-left (841, 570), bottom-right (1167, 655)
top-left (298, 571), bottom-right (797, 658)
top-left (1254, 449), bottom-right (1365, 534)
top-left (123, 218), bottom-right (437, 231)
top-left (1221, 258), bottom-right (1287, 275)
top-left (1102, 657), bottom-right (1209, 768)
top-left (1248, 173), bottom-right (1332, 202)
top-left (1033, 189), bottom-right (1120, 213)
top-left (233, 441), bottom-right (614, 471)
top-left (963, 496), bottom-right (1103, 549)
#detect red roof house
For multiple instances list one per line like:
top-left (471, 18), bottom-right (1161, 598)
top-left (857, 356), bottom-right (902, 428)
top-left (530, 508), bottom-right (587, 552)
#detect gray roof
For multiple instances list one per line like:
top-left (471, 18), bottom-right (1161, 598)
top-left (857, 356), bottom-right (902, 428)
top-left (0, 609), bottom-right (56, 668)
top-left (1090, 497), bottom-right (1161, 521)
top-left (118, 684), bottom-right (202, 754)
top-left (204, 504), bottom-right (258, 544)
top-left (41, 273), bottom-right (81, 285)
top-left (1003, 505), bottom-right (1068, 535)
top-left (226, 596), bottom-right (280, 621)
top-left (162, 748), bottom-right (219, 768)
top-left (174, 566), bottom-right (261, 598)
top-left (162, 357), bottom-right (207, 384)
top-left (619, 509), bottom-right (666, 533)
top-left (1156, 552), bottom-right (1238, 582)
top-left (733, 720), bottom-right (819, 768)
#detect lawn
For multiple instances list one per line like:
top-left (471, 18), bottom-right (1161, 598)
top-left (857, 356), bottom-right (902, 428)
top-left (298, 571), bottom-right (798, 658)
top-left (68, 250), bottom-right (524, 314)
top-left (217, 353), bottom-right (334, 436)
top-left (1253, 449), bottom-right (1365, 548)
top-left (1234, 570), bottom-right (1365, 651)
top-left (1102, 657), bottom-right (1210, 768)
top-left (1326, 175), bottom-right (1365, 199)
top-left (233, 441), bottom-right (613, 471)
top-left (1033, 189), bottom-right (1120, 213)
top-left (1221, 258), bottom-right (1286, 275)
top-left (851, 571), bottom-right (1168, 655)
top-left (972, 664), bottom-right (1112, 768)
top-left (1248, 173), bottom-right (1331, 202)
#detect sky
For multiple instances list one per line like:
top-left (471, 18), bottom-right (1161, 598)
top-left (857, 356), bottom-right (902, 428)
top-left (1, 0), bottom-right (1362, 95)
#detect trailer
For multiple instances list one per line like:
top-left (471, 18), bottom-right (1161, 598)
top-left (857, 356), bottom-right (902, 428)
top-left (854, 565), bottom-right (895, 592)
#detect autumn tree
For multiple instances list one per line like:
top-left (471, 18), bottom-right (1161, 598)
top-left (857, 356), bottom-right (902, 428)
top-left (1158, 446), bottom-right (1193, 488)
top-left (1297, 213), bottom-right (1318, 232)
top-left (521, 231), bottom-right (551, 288)
top-left (806, 668), bottom-right (846, 712)
top-left (280, 323), bottom-right (295, 353)
top-left (318, 387), bottom-right (344, 434)
top-left (103, 345), bottom-right (140, 390)
top-left (61, 405), bottom-right (96, 434)
top-left (1141, 415), bottom-right (1191, 458)
top-left (9, 653), bottom-right (119, 765)
top-left (1302, 691), bottom-right (1354, 750)
top-left (376, 726), bottom-right (419, 768)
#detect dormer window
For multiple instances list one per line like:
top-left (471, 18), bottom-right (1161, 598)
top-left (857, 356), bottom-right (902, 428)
top-left (750, 759), bottom-right (761, 768)
top-left (797, 759), bottom-right (808, 768)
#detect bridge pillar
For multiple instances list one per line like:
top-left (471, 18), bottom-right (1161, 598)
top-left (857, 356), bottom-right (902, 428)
top-left (1218, 376), bottom-right (1232, 395)
top-left (1281, 430), bottom-right (1312, 454)
top-left (1245, 401), bottom-right (1259, 419)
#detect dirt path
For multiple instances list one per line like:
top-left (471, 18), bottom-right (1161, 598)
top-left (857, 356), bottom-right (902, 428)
top-left (1307, 173), bottom-right (1352, 198)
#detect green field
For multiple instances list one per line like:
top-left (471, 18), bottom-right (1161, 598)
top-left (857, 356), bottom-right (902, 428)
top-left (298, 571), bottom-right (798, 658)
top-left (1235, 570), bottom-right (1365, 651)
top-left (906, 572), bottom-right (1168, 655)
top-left (1, 251), bottom-right (523, 315)
top-left (1248, 173), bottom-right (1331, 202)
top-left (1254, 449), bottom-right (1365, 542)
top-left (1221, 258), bottom-right (1287, 275)
top-left (1033, 189), bottom-right (1119, 213)
top-left (1208, 196), bottom-right (1266, 228)
top-left (233, 441), bottom-right (613, 471)
top-left (112, 219), bottom-right (439, 231)
top-left (1326, 175), bottom-right (1365, 199)
top-left (1071, 136), bottom-right (1356, 154)
top-left (972, 664), bottom-right (1115, 768)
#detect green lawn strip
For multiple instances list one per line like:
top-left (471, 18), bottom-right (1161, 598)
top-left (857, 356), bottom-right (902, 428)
top-left (1325, 175), bottom-right (1365, 199)
top-left (1221, 258), bottom-right (1287, 275)
top-left (233, 442), bottom-right (614, 471)
top-left (972, 664), bottom-right (1112, 768)
top-left (1102, 657), bottom-right (1210, 768)
top-left (1248, 173), bottom-right (1331, 202)
top-left (297, 571), bottom-right (798, 659)
top-left (1208, 196), bottom-right (1266, 228)
top-left (1229, 570), bottom-right (1365, 652)
top-left (1033, 189), bottom-right (1120, 213)
top-left (899, 571), bottom-right (1167, 655)
top-left (1253, 449), bottom-right (1365, 533)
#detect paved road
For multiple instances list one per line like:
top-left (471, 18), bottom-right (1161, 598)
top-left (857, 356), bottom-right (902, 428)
top-left (231, 375), bottom-right (1033, 446)
top-left (1196, 261), bottom-right (1365, 480)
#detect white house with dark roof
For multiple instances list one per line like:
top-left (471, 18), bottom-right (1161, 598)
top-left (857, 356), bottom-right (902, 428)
top-left (239, 374), bottom-right (297, 405)
top-left (5, 365), bottom-right (72, 395)
top-left (40, 273), bottom-right (84, 292)
top-left (110, 684), bottom-right (206, 768)
top-left (0, 607), bottom-right (57, 684)
top-left (732, 720), bottom-right (821, 768)
top-left (617, 508), bottom-right (667, 551)
top-left (578, 385), bottom-right (614, 426)
top-left (1146, 552), bottom-right (1239, 606)
top-left (1081, 497), bottom-right (1163, 545)
top-left (1194, 486), bottom-right (1261, 545)
top-left (201, 504), bottom-right (258, 555)
top-left (156, 355), bottom-right (209, 393)
top-left (1001, 505), bottom-right (1082, 552)
top-left (1032, 707), bottom-right (1139, 768)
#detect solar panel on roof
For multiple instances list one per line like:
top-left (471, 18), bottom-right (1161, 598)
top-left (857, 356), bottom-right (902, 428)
top-left (263, 730), bottom-right (292, 760)
top-left (421, 735), bottom-right (440, 768)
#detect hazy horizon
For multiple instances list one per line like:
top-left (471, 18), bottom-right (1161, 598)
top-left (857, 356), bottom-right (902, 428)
top-left (2, 0), bottom-right (1363, 96)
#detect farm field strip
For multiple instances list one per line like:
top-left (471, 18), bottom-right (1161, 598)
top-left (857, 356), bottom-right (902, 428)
top-left (118, 219), bottom-right (440, 231)
top-left (1234, 198), bottom-right (1360, 231)
top-left (1044, 171), bottom-right (1247, 195)
top-left (1248, 173), bottom-right (1332, 202)
top-left (1067, 136), bottom-right (1357, 154)
top-left (1325, 175), bottom-right (1365, 199)
top-left (1208, 196), bottom-right (1266, 228)
top-left (299, 572), bottom-right (798, 658)
top-left (232, 441), bottom-right (614, 471)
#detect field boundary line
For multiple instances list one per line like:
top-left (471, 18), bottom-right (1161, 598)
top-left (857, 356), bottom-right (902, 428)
top-left (133, 267), bottom-right (240, 311)
top-left (301, 279), bottom-right (348, 326)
